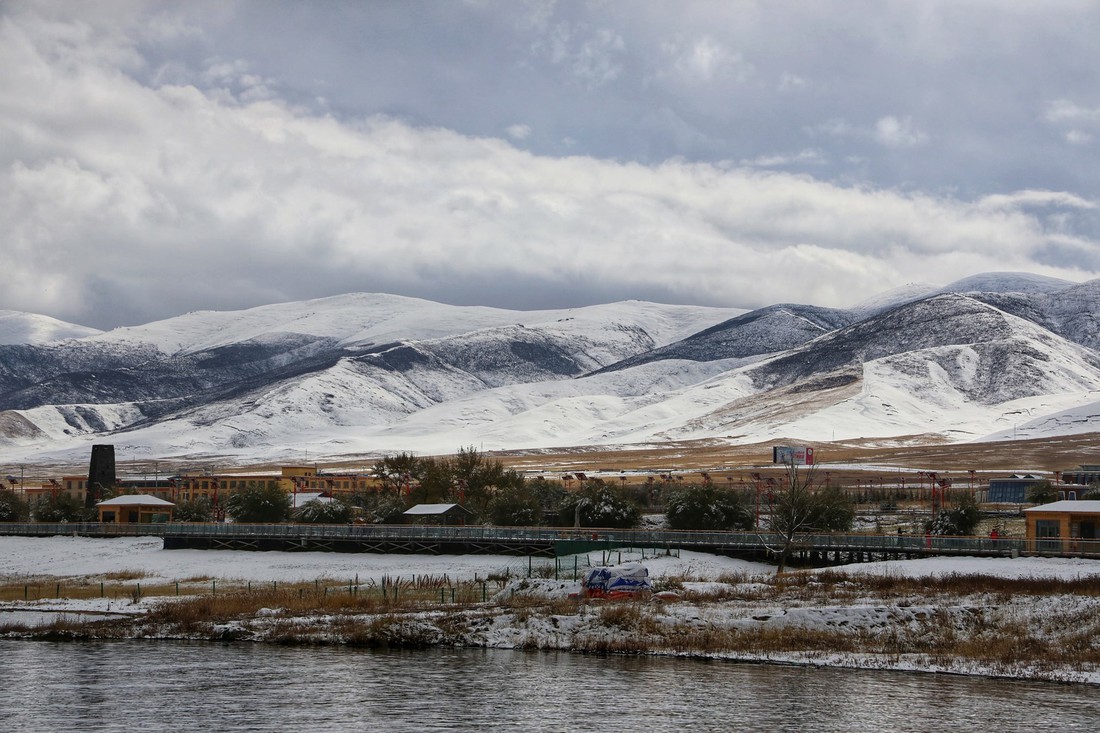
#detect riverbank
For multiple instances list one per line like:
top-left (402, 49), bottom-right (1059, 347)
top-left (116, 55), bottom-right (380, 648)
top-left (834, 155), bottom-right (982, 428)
top-left (3, 536), bottom-right (1100, 684)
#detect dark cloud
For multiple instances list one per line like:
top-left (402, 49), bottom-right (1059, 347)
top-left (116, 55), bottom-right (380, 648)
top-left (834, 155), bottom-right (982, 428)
top-left (0, 1), bottom-right (1098, 329)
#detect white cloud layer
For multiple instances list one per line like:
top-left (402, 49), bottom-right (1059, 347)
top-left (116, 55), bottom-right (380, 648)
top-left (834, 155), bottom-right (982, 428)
top-left (0, 3), bottom-right (1098, 329)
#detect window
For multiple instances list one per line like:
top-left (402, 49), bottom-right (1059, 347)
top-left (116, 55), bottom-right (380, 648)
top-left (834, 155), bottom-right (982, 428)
top-left (1036, 520), bottom-right (1061, 553)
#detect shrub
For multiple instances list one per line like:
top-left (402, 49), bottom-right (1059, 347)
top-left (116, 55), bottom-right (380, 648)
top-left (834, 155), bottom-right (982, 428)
top-left (558, 481), bottom-right (640, 528)
top-left (666, 484), bottom-right (753, 531)
top-left (224, 482), bottom-right (291, 523)
top-left (812, 484), bottom-right (856, 532)
top-left (33, 492), bottom-right (86, 522)
top-left (0, 488), bottom-right (29, 522)
top-left (487, 484), bottom-right (541, 526)
top-left (1026, 480), bottom-right (1058, 505)
top-left (928, 491), bottom-right (981, 536)
top-left (351, 491), bottom-right (409, 524)
top-left (295, 498), bottom-right (353, 524)
top-left (173, 498), bottom-right (214, 522)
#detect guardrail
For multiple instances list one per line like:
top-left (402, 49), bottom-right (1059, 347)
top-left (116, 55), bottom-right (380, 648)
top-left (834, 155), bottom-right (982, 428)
top-left (0, 522), bottom-right (166, 537)
top-left (3, 521), bottom-right (1098, 559)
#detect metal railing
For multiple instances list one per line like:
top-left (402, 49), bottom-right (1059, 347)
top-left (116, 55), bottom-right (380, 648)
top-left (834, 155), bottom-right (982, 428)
top-left (0, 522), bottom-right (166, 537)
top-left (4, 521), bottom-right (1099, 559)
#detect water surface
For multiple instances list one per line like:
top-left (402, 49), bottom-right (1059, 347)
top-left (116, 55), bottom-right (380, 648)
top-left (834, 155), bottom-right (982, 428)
top-left (1, 641), bottom-right (1095, 732)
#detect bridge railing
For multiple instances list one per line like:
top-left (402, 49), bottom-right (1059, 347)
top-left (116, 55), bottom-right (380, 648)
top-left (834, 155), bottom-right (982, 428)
top-left (0, 522), bottom-right (165, 537)
top-left (5, 521), bottom-right (1100, 559)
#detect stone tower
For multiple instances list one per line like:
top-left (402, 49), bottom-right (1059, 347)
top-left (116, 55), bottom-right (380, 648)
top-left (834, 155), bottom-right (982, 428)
top-left (87, 444), bottom-right (116, 507)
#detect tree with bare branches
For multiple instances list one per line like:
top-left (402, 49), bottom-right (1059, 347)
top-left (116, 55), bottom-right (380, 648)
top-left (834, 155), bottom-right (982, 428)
top-left (767, 462), bottom-right (854, 574)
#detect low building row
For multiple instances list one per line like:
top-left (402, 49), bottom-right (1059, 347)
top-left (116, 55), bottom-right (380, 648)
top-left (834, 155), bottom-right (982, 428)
top-left (12, 465), bottom-right (386, 508)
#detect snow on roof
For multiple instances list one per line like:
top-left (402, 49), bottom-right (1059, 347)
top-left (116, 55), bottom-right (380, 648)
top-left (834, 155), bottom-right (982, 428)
top-left (403, 503), bottom-right (467, 515)
top-left (1024, 500), bottom-right (1100, 514)
top-left (96, 495), bottom-right (175, 507)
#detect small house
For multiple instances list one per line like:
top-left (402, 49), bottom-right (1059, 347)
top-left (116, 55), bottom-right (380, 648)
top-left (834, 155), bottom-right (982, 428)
top-left (1024, 500), bottom-right (1100, 553)
top-left (402, 503), bottom-right (472, 526)
top-left (96, 495), bottom-right (175, 524)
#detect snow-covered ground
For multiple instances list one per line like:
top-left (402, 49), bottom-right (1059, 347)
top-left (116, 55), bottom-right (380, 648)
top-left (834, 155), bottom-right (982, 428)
top-left (6, 535), bottom-right (1100, 585)
top-left (5, 536), bottom-right (1100, 684)
top-left (0, 535), bottom-right (764, 584)
top-left (824, 553), bottom-right (1100, 579)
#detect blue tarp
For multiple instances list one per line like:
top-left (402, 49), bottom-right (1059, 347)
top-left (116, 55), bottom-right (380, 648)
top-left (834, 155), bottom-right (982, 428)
top-left (581, 563), bottom-right (651, 597)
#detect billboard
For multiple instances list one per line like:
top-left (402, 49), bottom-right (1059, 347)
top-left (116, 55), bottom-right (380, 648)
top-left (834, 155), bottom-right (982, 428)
top-left (772, 445), bottom-right (815, 466)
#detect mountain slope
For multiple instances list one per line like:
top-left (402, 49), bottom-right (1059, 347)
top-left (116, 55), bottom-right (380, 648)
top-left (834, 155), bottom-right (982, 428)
top-left (2, 277), bottom-right (1099, 463)
top-left (0, 296), bottom-right (739, 452)
top-left (0, 311), bottom-right (101, 345)
top-left (593, 304), bottom-right (850, 373)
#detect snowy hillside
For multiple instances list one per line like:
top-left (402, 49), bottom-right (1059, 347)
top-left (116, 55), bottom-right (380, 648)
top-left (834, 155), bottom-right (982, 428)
top-left (0, 311), bottom-right (101, 345)
top-left (87, 293), bottom-right (731, 356)
top-left (2, 274), bottom-right (1099, 464)
top-left (594, 304), bottom-right (850, 373)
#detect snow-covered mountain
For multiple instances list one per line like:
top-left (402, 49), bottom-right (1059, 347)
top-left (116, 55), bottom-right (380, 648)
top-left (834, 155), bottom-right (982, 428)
top-left (0, 311), bottom-right (102, 345)
top-left (2, 274), bottom-right (1099, 464)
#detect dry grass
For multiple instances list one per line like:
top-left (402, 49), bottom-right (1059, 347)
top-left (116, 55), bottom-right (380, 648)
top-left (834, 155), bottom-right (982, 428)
top-left (7, 560), bottom-right (1100, 678)
top-left (494, 432), bottom-right (1100, 476)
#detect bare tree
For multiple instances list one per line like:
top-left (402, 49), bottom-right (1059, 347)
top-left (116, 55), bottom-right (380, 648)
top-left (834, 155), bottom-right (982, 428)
top-left (766, 462), bottom-right (817, 574)
top-left (765, 461), bottom-right (853, 574)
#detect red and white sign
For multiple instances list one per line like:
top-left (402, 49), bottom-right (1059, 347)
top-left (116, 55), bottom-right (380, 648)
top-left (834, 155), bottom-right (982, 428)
top-left (773, 445), bottom-right (815, 465)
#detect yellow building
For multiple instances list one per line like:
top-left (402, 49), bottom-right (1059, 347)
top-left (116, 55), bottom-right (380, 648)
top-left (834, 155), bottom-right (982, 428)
top-left (96, 495), bottom-right (175, 523)
top-left (1024, 500), bottom-right (1100, 553)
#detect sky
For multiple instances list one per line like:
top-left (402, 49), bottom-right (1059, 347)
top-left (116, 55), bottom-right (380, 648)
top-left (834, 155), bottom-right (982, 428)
top-left (2, 1), bottom-right (1099, 330)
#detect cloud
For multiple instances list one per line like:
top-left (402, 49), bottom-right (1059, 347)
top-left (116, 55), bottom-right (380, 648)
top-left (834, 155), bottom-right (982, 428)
top-left (978, 190), bottom-right (1096, 212)
top-left (506, 124), bottom-right (532, 141)
top-left (777, 72), bottom-right (807, 92)
top-left (873, 116), bottom-right (929, 148)
top-left (1, 4), bottom-right (1098, 330)
top-left (808, 115), bottom-right (929, 149)
top-left (1044, 99), bottom-right (1100, 125)
top-left (532, 22), bottom-right (625, 89)
top-left (1044, 99), bottom-right (1100, 146)
top-left (740, 149), bottom-right (827, 168)
top-left (659, 36), bottom-right (753, 84)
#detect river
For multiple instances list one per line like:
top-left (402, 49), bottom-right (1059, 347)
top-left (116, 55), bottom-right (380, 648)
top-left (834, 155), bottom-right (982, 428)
top-left (1, 641), bottom-right (1096, 731)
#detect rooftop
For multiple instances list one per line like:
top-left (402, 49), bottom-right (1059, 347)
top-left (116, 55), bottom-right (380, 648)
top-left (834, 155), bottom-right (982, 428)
top-left (1024, 500), bottom-right (1100, 514)
top-left (95, 495), bottom-right (176, 508)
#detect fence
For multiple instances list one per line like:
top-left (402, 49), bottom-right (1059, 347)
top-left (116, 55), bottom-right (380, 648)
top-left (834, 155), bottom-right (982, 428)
top-left (0, 522), bottom-right (166, 537)
top-left (3, 521), bottom-right (1099, 560)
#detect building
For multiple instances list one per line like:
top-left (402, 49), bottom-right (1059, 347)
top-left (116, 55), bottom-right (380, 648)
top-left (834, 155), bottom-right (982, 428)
top-left (986, 474), bottom-right (1044, 503)
top-left (166, 466), bottom-right (383, 505)
top-left (96, 495), bottom-right (176, 523)
top-left (21, 478), bottom-right (86, 509)
top-left (986, 474), bottom-right (1087, 503)
top-left (1060, 465), bottom-right (1100, 487)
top-left (403, 503), bottom-right (472, 526)
top-left (1024, 500), bottom-right (1100, 553)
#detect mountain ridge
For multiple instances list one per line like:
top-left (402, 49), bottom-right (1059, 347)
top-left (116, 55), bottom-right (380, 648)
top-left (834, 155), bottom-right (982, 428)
top-left (2, 273), bottom-right (1098, 464)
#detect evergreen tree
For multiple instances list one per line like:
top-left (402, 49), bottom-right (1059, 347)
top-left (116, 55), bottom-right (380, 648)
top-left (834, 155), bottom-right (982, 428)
top-left (172, 497), bottom-right (214, 522)
top-left (667, 484), bottom-right (753, 531)
top-left (927, 491), bottom-right (981, 536)
top-left (487, 484), bottom-right (541, 526)
top-left (34, 492), bottom-right (86, 522)
top-left (349, 491), bottom-right (409, 523)
top-left (224, 482), bottom-right (291, 523)
top-left (558, 481), bottom-right (641, 529)
top-left (1026, 480), bottom-right (1058, 505)
top-left (294, 498), bottom-right (354, 524)
top-left (0, 488), bottom-right (30, 522)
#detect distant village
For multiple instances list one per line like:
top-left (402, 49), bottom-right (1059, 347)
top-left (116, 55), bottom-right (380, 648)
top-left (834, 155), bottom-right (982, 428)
top-left (4, 443), bottom-right (1100, 555)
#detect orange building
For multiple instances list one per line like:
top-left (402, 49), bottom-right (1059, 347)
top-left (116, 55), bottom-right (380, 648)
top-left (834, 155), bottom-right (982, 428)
top-left (1024, 500), bottom-right (1100, 553)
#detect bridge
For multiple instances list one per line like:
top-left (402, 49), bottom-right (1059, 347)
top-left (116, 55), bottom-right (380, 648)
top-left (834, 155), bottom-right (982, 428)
top-left (2, 522), bottom-right (1097, 563)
